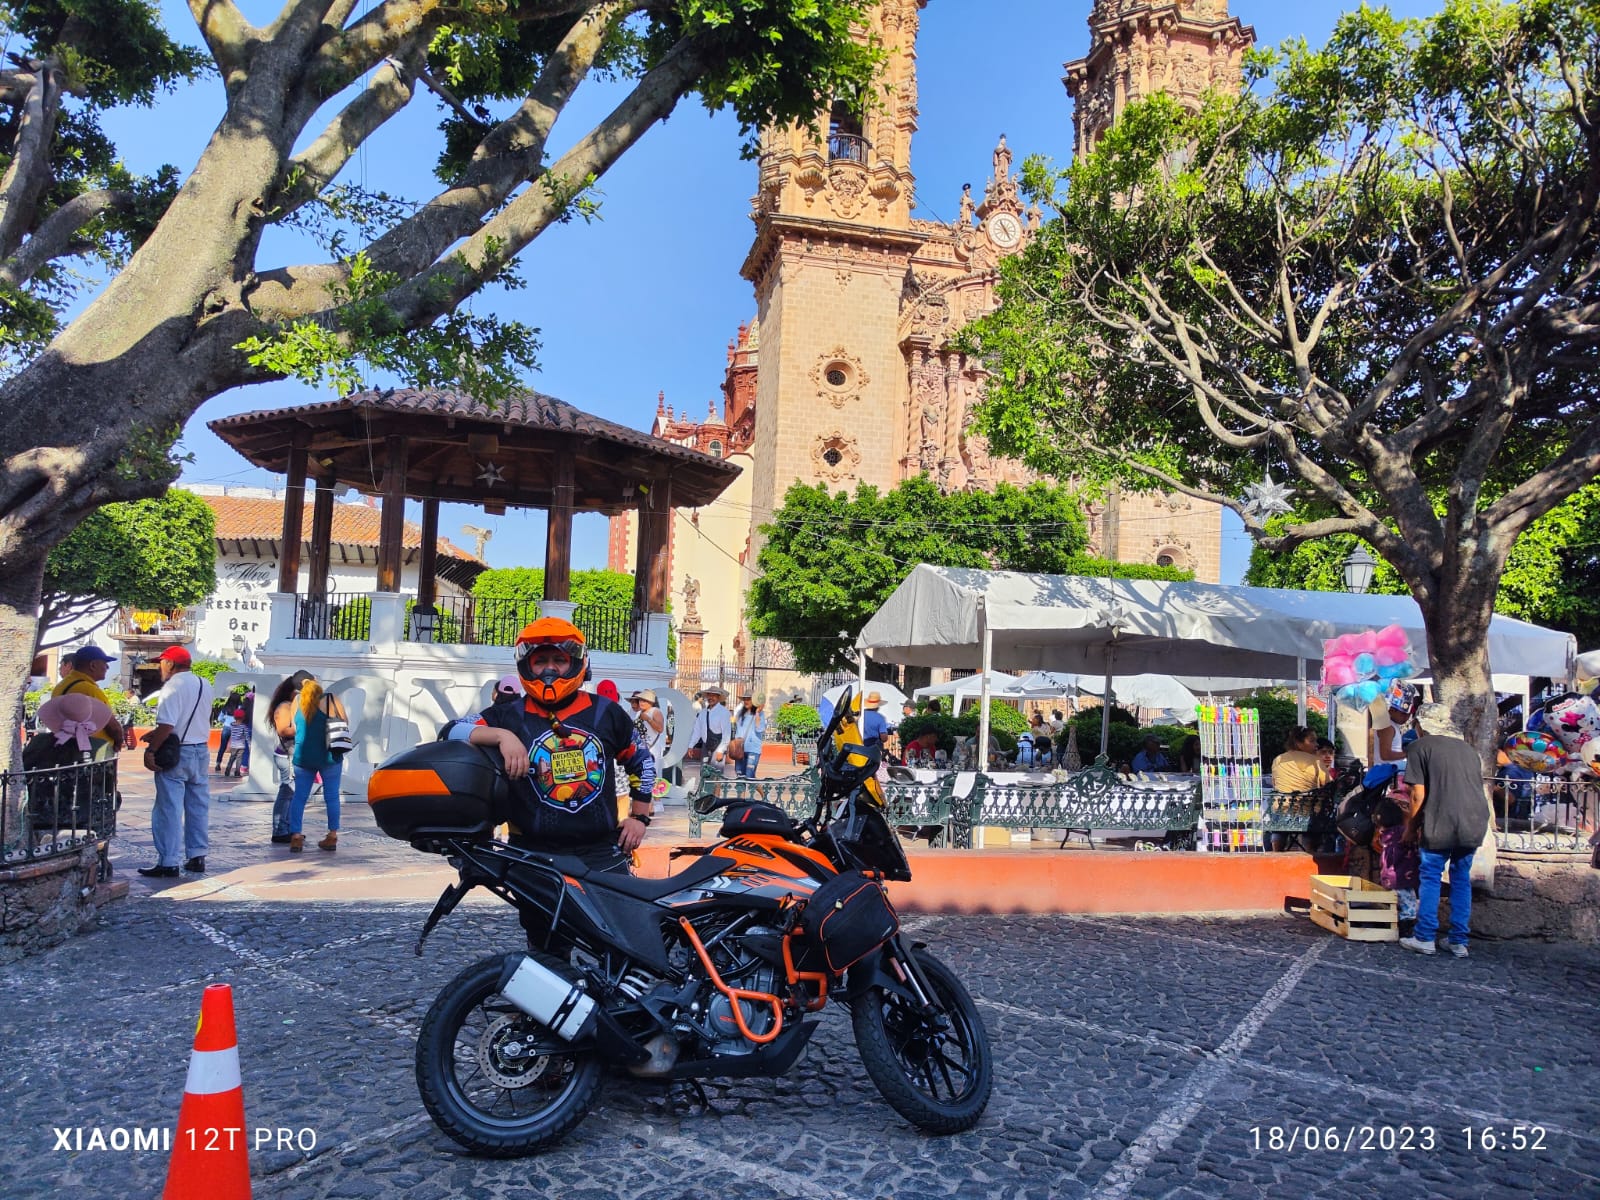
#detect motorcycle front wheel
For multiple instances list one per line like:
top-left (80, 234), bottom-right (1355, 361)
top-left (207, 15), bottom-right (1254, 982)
top-left (416, 953), bottom-right (602, 1156)
top-left (851, 947), bottom-right (992, 1133)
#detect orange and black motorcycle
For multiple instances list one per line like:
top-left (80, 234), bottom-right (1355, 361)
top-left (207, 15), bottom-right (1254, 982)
top-left (368, 687), bottom-right (992, 1156)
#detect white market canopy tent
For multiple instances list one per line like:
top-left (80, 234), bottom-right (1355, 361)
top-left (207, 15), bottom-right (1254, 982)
top-left (859, 566), bottom-right (1577, 680)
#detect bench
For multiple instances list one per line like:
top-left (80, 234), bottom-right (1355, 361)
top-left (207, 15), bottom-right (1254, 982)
top-left (687, 768), bottom-right (964, 845)
top-left (962, 763), bottom-right (1202, 850)
top-left (688, 760), bottom-right (1203, 851)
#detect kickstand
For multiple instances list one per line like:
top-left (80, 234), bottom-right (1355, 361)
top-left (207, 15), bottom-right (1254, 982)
top-left (655, 1078), bottom-right (715, 1117)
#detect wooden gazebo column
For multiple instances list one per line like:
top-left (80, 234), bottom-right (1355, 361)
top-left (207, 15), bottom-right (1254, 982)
top-left (417, 496), bottom-right (440, 611)
top-left (307, 471), bottom-right (335, 604)
top-left (633, 475), bottom-right (673, 614)
top-left (543, 455), bottom-right (575, 603)
top-left (277, 429), bottom-right (309, 594)
top-left (376, 435), bottom-right (409, 593)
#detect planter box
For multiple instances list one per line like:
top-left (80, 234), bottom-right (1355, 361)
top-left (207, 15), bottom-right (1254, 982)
top-left (1309, 874), bottom-right (1399, 942)
top-left (763, 744), bottom-right (794, 766)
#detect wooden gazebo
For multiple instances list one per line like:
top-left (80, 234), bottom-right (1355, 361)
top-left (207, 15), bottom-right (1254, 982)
top-left (208, 387), bottom-right (740, 620)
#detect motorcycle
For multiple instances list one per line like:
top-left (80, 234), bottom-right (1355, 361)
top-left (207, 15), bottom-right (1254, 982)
top-left (367, 686), bottom-right (992, 1156)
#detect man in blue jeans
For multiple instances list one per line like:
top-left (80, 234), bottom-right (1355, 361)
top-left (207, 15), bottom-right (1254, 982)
top-left (1399, 703), bottom-right (1490, 958)
top-left (138, 646), bottom-right (215, 878)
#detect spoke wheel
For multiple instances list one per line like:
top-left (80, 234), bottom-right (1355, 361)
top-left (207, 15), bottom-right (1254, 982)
top-left (851, 948), bottom-right (992, 1133)
top-left (416, 953), bottom-right (601, 1156)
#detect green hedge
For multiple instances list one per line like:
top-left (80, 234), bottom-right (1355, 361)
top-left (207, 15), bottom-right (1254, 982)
top-left (772, 703), bottom-right (821, 740)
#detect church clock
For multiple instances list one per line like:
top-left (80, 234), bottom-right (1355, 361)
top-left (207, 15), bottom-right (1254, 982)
top-left (987, 211), bottom-right (1022, 249)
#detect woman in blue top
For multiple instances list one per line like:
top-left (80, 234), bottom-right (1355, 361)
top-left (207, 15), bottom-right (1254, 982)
top-left (733, 693), bottom-right (766, 779)
top-left (288, 677), bottom-right (348, 853)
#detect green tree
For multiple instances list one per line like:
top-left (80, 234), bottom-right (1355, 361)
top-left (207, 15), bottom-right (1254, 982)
top-left (966, 0), bottom-right (1600, 757)
top-left (1248, 487), bottom-right (1600, 651)
top-left (472, 566), bottom-right (650, 650)
top-left (39, 490), bottom-right (216, 648)
top-left (747, 474), bottom-right (1190, 674)
top-left (0, 0), bottom-right (881, 754)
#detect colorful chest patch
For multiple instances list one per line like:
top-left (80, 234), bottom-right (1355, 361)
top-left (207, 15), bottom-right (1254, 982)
top-left (528, 726), bottom-right (608, 812)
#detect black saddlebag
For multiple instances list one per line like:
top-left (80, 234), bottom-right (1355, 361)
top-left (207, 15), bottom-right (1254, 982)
top-left (800, 870), bottom-right (899, 974)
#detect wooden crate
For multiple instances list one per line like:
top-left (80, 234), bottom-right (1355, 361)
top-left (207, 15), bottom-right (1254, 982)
top-left (1309, 874), bottom-right (1399, 942)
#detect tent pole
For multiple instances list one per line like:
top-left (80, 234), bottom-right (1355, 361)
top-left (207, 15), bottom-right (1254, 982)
top-left (1100, 642), bottom-right (1114, 759)
top-left (1297, 658), bottom-right (1308, 726)
top-left (858, 650), bottom-right (867, 695)
top-left (978, 627), bottom-right (993, 774)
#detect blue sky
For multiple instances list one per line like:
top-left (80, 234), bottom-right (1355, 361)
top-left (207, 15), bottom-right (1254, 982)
top-left (104, 0), bottom-right (1440, 577)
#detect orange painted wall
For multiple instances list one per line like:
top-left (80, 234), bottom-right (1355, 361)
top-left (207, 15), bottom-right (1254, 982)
top-left (636, 844), bottom-right (1334, 915)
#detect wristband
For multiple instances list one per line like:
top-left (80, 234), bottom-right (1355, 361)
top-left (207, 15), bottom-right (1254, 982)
top-left (629, 811), bottom-right (651, 827)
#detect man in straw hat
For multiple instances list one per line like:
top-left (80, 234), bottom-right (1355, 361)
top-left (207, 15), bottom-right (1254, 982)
top-left (691, 684), bottom-right (733, 777)
top-left (1398, 703), bottom-right (1489, 959)
top-left (861, 690), bottom-right (889, 746)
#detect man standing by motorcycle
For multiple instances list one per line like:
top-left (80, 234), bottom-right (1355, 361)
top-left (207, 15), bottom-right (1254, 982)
top-left (451, 619), bottom-right (656, 877)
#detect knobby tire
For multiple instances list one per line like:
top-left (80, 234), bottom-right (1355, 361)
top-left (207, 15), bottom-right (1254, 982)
top-left (415, 952), bottom-right (602, 1156)
top-left (851, 947), bottom-right (992, 1133)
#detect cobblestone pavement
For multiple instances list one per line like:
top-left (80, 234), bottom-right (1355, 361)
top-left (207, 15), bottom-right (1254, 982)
top-left (3, 766), bottom-right (1598, 1199)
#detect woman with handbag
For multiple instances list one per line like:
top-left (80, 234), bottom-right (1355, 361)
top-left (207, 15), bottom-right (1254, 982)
top-left (286, 676), bottom-right (350, 853)
top-left (732, 693), bottom-right (766, 779)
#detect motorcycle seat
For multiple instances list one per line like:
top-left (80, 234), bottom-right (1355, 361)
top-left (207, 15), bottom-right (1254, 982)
top-left (585, 854), bottom-right (729, 902)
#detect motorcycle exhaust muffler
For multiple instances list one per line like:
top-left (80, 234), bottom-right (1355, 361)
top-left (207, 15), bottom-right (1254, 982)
top-left (495, 954), bottom-right (650, 1066)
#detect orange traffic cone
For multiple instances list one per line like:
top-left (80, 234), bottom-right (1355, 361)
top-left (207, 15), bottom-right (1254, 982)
top-left (163, 983), bottom-right (251, 1199)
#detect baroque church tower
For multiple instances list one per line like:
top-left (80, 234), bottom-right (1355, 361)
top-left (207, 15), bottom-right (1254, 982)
top-left (632, 1), bottom-right (1253, 679)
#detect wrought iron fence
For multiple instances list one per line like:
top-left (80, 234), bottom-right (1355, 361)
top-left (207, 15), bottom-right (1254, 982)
top-left (1491, 770), bottom-right (1596, 854)
top-left (575, 603), bottom-right (645, 655)
top-left (292, 592), bottom-right (371, 640)
top-left (2, 758), bottom-right (118, 868)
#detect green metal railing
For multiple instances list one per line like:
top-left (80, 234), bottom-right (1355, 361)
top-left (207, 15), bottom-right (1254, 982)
top-left (686, 759), bottom-right (1205, 851)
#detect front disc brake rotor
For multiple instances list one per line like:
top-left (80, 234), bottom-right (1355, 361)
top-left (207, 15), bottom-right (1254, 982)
top-left (476, 1013), bottom-right (555, 1089)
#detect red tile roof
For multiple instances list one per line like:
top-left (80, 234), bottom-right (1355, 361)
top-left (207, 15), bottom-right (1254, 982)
top-left (198, 493), bottom-right (484, 564)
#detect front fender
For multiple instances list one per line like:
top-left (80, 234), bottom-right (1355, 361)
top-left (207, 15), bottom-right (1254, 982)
top-left (844, 939), bottom-right (927, 1003)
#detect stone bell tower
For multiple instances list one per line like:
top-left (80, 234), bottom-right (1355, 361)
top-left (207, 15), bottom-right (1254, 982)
top-left (1064, 0), bottom-right (1255, 160)
top-left (741, 0), bottom-right (927, 533)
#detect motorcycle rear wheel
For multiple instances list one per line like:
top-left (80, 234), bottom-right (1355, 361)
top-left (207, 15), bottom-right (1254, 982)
top-left (851, 947), bottom-right (992, 1133)
top-left (416, 952), bottom-right (602, 1156)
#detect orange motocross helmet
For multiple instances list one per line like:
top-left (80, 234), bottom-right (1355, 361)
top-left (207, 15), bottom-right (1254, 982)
top-left (513, 618), bottom-right (589, 708)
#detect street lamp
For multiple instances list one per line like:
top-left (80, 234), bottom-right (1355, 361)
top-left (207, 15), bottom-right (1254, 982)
top-left (1342, 546), bottom-right (1376, 595)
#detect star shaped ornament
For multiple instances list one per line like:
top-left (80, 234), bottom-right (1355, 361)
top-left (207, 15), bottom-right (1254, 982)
top-left (1239, 475), bottom-right (1294, 522)
top-left (476, 461), bottom-right (506, 487)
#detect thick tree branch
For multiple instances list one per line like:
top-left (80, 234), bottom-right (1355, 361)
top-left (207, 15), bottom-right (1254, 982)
top-left (278, 51), bottom-right (421, 217)
top-left (0, 188), bottom-right (135, 289)
top-left (0, 61), bottom-right (63, 263)
top-left (187, 0), bottom-right (256, 79)
top-left (379, 28), bottom-right (712, 327)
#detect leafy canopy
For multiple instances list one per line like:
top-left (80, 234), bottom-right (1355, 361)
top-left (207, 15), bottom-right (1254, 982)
top-left (39, 489), bottom-right (216, 645)
top-left (748, 475), bottom-right (1191, 674)
top-left (965, 0), bottom-right (1600, 636)
top-left (1248, 486), bottom-right (1600, 651)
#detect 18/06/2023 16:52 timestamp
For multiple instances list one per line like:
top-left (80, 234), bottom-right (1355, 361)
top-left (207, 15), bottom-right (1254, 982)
top-left (1250, 1126), bottom-right (1549, 1152)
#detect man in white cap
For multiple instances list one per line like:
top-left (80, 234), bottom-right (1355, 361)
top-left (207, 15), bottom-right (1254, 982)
top-left (692, 685), bottom-right (733, 777)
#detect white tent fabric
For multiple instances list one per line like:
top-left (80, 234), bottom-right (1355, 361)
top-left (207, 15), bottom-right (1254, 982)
top-left (859, 565), bottom-right (1577, 679)
top-left (822, 680), bottom-right (908, 728)
top-left (1073, 674), bottom-right (1201, 714)
top-left (912, 671), bottom-right (1032, 714)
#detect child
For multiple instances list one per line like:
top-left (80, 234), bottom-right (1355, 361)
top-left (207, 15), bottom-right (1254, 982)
top-left (222, 707), bottom-right (249, 777)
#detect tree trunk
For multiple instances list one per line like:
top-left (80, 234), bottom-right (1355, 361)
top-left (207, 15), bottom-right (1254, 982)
top-left (0, 544), bottom-right (48, 773)
top-left (1418, 570), bottom-right (1502, 885)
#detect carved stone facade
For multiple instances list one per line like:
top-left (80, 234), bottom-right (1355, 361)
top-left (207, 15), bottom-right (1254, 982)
top-left (625, 0), bottom-right (1243, 663)
top-left (1064, 0), bottom-right (1255, 159)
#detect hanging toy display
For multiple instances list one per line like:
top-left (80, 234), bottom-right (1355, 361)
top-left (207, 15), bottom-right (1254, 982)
top-left (1320, 625), bottom-right (1416, 707)
top-left (1542, 694), bottom-right (1600, 758)
top-left (1503, 731), bottom-right (1569, 774)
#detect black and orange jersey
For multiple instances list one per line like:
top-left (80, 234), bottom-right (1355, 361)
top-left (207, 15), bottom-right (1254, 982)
top-left (452, 692), bottom-right (656, 849)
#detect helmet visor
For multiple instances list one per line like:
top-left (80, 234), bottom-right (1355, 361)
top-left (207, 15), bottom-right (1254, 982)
top-left (513, 638), bottom-right (586, 665)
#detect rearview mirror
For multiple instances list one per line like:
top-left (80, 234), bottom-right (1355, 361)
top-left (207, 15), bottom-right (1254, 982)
top-left (692, 792), bottom-right (721, 815)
